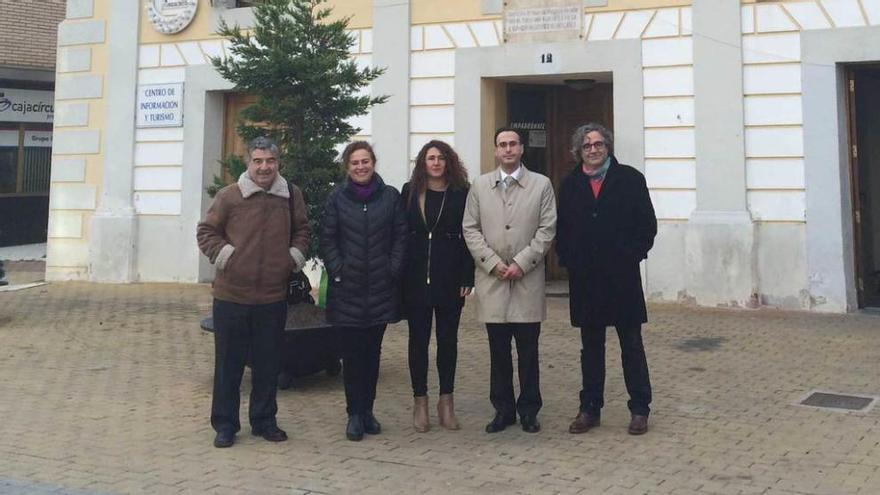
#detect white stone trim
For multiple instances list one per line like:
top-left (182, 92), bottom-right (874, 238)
top-left (747, 190), bottom-right (806, 222)
top-left (134, 192), bottom-right (182, 215)
top-left (48, 211), bottom-right (84, 238)
top-left (50, 184), bottom-right (97, 210)
top-left (134, 167), bottom-right (183, 191)
top-left (55, 102), bottom-right (90, 127)
top-left (58, 47), bottom-right (92, 73)
top-left (55, 74), bottom-right (103, 100)
top-left (58, 19), bottom-right (105, 46)
top-left (821, 0), bottom-right (868, 27)
top-left (746, 158), bottom-right (805, 190)
top-left (47, 240), bottom-right (89, 269)
top-left (54, 130), bottom-right (101, 155)
top-left (139, 45), bottom-right (160, 68)
top-left (51, 158), bottom-right (87, 182)
top-left (66, 0), bottom-right (94, 19)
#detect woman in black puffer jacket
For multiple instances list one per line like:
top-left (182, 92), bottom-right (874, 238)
top-left (321, 141), bottom-right (407, 442)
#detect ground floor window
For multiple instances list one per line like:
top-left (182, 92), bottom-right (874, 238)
top-left (0, 123), bottom-right (52, 196)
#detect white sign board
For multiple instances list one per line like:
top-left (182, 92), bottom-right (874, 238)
top-left (0, 88), bottom-right (54, 123)
top-left (528, 130), bottom-right (547, 148)
top-left (505, 6), bottom-right (581, 35)
top-left (136, 83), bottom-right (184, 128)
top-left (24, 131), bottom-right (53, 147)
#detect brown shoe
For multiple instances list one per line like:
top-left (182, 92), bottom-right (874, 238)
top-left (413, 396), bottom-right (430, 432)
top-left (568, 412), bottom-right (600, 434)
top-left (628, 415), bottom-right (648, 435)
top-left (437, 393), bottom-right (460, 430)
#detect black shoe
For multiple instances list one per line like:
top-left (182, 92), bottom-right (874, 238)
top-left (485, 413), bottom-right (516, 433)
top-left (213, 430), bottom-right (234, 448)
top-left (363, 412), bottom-right (382, 435)
top-left (251, 424), bottom-right (288, 442)
top-left (520, 415), bottom-right (541, 433)
top-left (346, 414), bottom-right (365, 441)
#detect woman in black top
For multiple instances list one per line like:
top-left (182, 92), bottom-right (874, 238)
top-left (400, 140), bottom-right (474, 432)
top-left (321, 141), bottom-right (407, 441)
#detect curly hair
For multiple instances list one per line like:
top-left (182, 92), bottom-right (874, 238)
top-left (340, 140), bottom-right (377, 171)
top-left (407, 140), bottom-right (469, 203)
top-left (569, 123), bottom-right (614, 165)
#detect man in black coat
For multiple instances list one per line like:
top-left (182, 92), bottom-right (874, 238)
top-left (556, 123), bottom-right (657, 435)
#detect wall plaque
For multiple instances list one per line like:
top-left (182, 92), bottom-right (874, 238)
top-left (504, 0), bottom-right (582, 44)
top-left (146, 0), bottom-right (198, 35)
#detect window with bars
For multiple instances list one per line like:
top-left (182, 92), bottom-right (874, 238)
top-left (0, 124), bottom-right (52, 195)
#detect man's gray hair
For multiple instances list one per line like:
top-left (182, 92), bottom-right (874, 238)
top-left (570, 123), bottom-right (614, 164)
top-left (247, 136), bottom-right (280, 160)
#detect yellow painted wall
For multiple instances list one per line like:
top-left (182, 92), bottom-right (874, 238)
top-left (327, 0), bottom-right (372, 28)
top-left (139, 0), bottom-right (372, 45)
top-left (411, 0), bottom-right (492, 24)
top-left (480, 79), bottom-right (507, 173)
top-left (412, 0), bottom-right (691, 25)
top-left (586, 0), bottom-right (691, 12)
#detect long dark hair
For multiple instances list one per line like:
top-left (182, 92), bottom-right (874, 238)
top-left (408, 140), bottom-right (468, 204)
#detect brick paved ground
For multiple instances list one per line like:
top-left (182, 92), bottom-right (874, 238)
top-left (0, 282), bottom-right (878, 494)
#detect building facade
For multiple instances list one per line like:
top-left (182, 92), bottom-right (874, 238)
top-left (47, 0), bottom-right (880, 312)
top-left (0, 0), bottom-right (65, 247)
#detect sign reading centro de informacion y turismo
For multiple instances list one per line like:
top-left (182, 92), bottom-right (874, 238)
top-left (0, 88), bottom-right (54, 123)
top-left (136, 83), bottom-right (184, 128)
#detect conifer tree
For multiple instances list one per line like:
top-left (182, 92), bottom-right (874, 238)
top-left (211, 0), bottom-right (386, 258)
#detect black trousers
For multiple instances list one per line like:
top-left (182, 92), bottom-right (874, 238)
top-left (486, 322), bottom-right (542, 419)
top-left (338, 324), bottom-right (386, 415)
top-left (407, 305), bottom-right (462, 397)
top-left (580, 324), bottom-right (652, 416)
top-left (211, 298), bottom-right (286, 434)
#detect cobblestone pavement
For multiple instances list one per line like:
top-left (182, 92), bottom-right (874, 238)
top-left (0, 282), bottom-right (878, 495)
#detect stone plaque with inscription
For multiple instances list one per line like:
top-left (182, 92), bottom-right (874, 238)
top-left (503, 0), bottom-right (583, 44)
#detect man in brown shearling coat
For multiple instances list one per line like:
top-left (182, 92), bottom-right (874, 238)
top-left (197, 137), bottom-right (310, 448)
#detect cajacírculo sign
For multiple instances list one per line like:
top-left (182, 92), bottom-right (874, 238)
top-left (0, 88), bottom-right (54, 123)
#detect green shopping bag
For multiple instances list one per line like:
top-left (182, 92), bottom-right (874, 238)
top-left (317, 267), bottom-right (328, 308)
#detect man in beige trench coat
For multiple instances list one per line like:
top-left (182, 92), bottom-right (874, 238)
top-left (463, 126), bottom-right (557, 434)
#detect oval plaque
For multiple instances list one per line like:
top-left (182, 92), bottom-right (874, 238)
top-left (146, 0), bottom-right (198, 35)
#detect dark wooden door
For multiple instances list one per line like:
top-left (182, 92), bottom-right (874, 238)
top-left (222, 93), bottom-right (258, 182)
top-left (848, 67), bottom-right (880, 307)
top-left (545, 83), bottom-right (613, 280)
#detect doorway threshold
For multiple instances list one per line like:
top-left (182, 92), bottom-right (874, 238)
top-left (546, 280), bottom-right (569, 298)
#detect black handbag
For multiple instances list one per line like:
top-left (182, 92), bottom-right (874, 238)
top-left (286, 183), bottom-right (314, 306)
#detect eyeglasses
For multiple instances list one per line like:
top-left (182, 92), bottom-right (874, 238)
top-left (582, 141), bottom-right (606, 151)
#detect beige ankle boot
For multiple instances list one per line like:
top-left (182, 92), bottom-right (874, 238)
top-left (437, 393), bottom-right (460, 430)
top-left (413, 396), bottom-right (430, 432)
